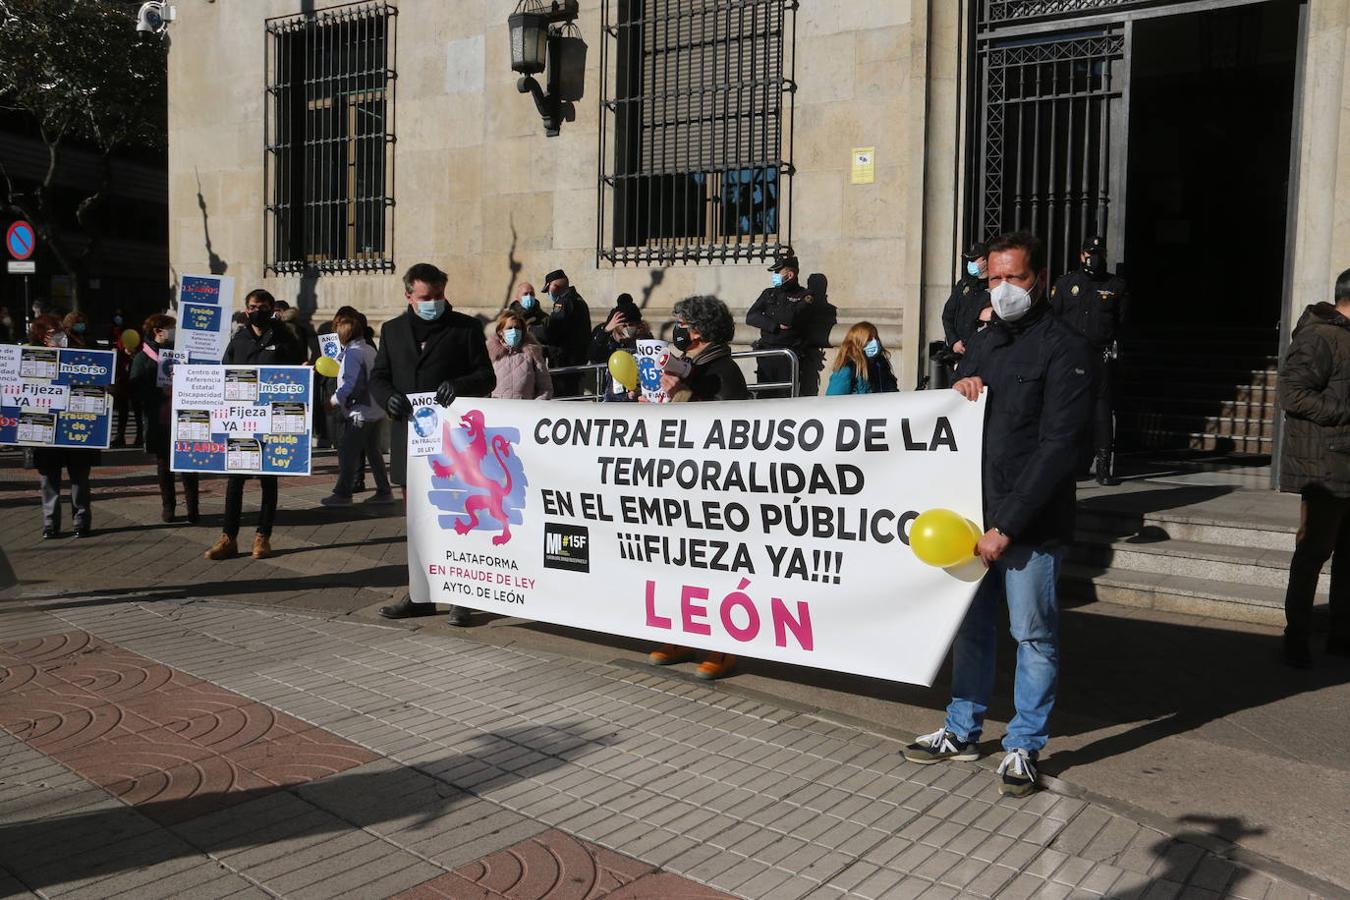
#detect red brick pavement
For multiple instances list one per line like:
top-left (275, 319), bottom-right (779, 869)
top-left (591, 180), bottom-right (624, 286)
top-left (1, 627), bottom-right (738, 898)
top-left (392, 829), bottom-right (733, 900)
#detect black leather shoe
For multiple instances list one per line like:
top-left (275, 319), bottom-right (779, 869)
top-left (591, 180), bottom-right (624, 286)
top-left (1284, 637), bottom-right (1313, 669)
top-left (446, 605), bottom-right (471, 627)
top-left (378, 597), bottom-right (437, 620)
top-left (73, 527), bottom-right (91, 539)
top-left (42, 526), bottom-right (58, 540)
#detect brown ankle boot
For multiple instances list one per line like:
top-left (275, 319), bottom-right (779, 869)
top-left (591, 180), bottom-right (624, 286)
top-left (161, 503), bottom-right (175, 524)
top-left (204, 534), bottom-right (237, 560)
top-left (252, 533), bottom-right (272, 559)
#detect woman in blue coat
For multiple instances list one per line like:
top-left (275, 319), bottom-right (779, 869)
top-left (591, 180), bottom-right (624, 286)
top-left (826, 322), bottom-right (899, 395)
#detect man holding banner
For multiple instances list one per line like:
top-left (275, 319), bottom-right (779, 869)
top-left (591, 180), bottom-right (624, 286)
top-left (374, 263), bottom-right (496, 623)
top-left (203, 289), bottom-right (306, 561)
top-left (903, 232), bottom-right (1092, 798)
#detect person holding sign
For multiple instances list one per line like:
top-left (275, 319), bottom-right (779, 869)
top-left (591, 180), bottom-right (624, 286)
top-left (26, 316), bottom-right (100, 538)
top-left (321, 312), bottom-right (395, 506)
top-left (129, 314), bottom-right (200, 524)
top-left (648, 296), bottom-right (750, 680)
top-left (587, 294), bottom-right (651, 402)
top-left (204, 289), bottom-right (306, 561)
top-left (372, 263), bottom-right (496, 623)
top-left (902, 232), bottom-right (1092, 797)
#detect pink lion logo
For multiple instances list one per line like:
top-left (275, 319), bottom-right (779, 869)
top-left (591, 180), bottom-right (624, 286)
top-left (428, 409), bottom-right (522, 546)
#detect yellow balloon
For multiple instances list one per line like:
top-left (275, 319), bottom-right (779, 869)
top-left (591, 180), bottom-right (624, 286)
top-left (315, 355), bottom-right (340, 378)
top-left (910, 508), bottom-right (982, 568)
top-left (608, 350), bottom-right (638, 391)
top-left (119, 329), bottom-right (140, 352)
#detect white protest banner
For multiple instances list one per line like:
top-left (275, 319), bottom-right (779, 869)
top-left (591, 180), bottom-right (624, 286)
top-left (0, 347), bottom-right (116, 449)
top-left (177, 302), bottom-right (230, 363)
top-left (406, 392), bottom-right (987, 686)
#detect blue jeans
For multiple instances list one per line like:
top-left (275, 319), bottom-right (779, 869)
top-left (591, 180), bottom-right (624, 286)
top-left (944, 543), bottom-right (1063, 753)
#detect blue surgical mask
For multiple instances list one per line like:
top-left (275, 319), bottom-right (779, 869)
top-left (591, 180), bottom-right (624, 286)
top-left (864, 338), bottom-right (881, 359)
top-left (113, 315), bottom-right (123, 326)
top-left (772, 273), bottom-right (785, 288)
top-left (520, 294), bottom-right (536, 310)
top-left (73, 323), bottom-right (87, 334)
top-left (415, 298), bottom-right (446, 321)
top-left (503, 328), bottom-right (522, 348)
top-left (966, 261), bottom-right (981, 278)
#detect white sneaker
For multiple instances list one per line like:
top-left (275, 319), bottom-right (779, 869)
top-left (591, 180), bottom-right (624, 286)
top-left (996, 748), bottom-right (1039, 797)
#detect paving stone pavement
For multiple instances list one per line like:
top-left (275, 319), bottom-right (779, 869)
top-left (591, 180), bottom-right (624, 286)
top-left (0, 596), bottom-right (1329, 899)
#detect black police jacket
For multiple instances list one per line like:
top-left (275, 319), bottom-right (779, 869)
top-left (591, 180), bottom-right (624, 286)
top-left (960, 302), bottom-right (1093, 547)
top-left (541, 288), bottom-right (592, 368)
top-left (747, 282), bottom-right (814, 349)
top-left (1049, 268), bottom-right (1129, 348)
top-left (941, 275), bottom-right (988, 347)
top-left (222, 321), bottom-right (307, 366)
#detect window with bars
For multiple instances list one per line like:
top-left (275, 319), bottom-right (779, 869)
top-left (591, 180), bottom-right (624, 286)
top-left (983, 0), bottom-right (1151, 25)
top-left (265, 2), bottom-right (396, 274)
top-left (598, 0), bottom-right (796, 266)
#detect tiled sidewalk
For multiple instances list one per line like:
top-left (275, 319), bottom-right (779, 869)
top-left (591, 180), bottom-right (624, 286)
top-left (0, 598), bottom-right (1320, 899)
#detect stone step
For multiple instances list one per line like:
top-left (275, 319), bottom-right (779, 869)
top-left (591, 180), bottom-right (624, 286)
top-left (1069, 534), bottom-right (1322, 592)
top-left (1121, 382), bottom-right (1279, 403)
top-left (1076, 507), bottom-right (1293, 550)
top-left (1119, 367), bottom-right (1278, 388)
top-left (1118, 430), bottom-right (1274, 453)
top-left (1120, 353), bottom-right (1279, 372)
top-left (1060, 564), bottom-right (1305, 626)
top-left (1118, 412), bottom-right (1276, 439)
top-left (1119, 398), bottom-right (1277, 418)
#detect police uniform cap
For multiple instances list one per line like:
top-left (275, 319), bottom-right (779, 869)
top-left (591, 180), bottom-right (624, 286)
top-left (963, 241), bottom-right (989, 261)
top-left (542, 269), bottom-right (567, 286)
top-left (768, 255), bottom-right (799, 272)
top-left (1081, 235), bottom-right (1105, 253)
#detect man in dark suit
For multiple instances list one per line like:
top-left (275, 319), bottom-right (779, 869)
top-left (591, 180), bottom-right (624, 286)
top-left (371, 262), bottom-right (496, 623)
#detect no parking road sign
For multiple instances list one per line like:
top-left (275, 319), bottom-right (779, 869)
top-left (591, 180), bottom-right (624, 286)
top-left (6, 221), bottom-right (35, 261)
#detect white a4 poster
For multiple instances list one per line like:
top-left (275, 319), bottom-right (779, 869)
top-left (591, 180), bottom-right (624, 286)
top-left (405, 392), bottom-right (988, 686)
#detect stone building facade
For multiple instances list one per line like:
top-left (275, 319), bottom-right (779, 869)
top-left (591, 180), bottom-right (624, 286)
top-left (168, 0), bottom-right (1350, 394)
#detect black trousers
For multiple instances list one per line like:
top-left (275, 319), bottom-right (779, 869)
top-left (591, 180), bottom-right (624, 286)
top-left (1284, 491), bottom-right (1350, 644)
top-left (1092, 354), bottom-right (1114, 455)
top-left (223, 474), bottom-right (278, 538)
top-left (756, 348), bottom-right (821, 399)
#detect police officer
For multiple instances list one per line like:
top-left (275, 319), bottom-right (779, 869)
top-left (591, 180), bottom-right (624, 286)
top-left (1050, 235), bottom-right (1130, 485)
top-left (941, 241), bottom-right (990, 356)
top-left (746, 254), bottom-right (820, 397)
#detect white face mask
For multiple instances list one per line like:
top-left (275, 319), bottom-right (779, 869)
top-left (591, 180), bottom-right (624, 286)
top-left (989, 277), bottom-right (1036, 322)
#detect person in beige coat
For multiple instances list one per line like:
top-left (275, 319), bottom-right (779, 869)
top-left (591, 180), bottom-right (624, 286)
top-left (488, 311), bottom-right (554, 400)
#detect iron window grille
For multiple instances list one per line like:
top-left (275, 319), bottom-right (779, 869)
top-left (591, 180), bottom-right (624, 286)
top-left (983, 0), bottom-right (1159, 26)
top-left (265, 2), bottom-right (396, 275)
top-left (597, 0), bottom-right (797, 267)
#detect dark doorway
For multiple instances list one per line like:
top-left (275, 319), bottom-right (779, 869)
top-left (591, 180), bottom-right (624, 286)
top-left (1122, 1), bottom-right (1299, 331)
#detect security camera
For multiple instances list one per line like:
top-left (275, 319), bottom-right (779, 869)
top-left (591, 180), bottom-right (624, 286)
top-left (136, 1), bottom-right (175, 35)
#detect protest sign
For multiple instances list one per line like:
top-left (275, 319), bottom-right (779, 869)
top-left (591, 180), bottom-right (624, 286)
top-left (634, 338), bottom-right (669, 403)
top-left (318, 333), bottom-right (344, 364)
top-left (169, 364), bottom-right (313, 475)
top-left (0, 345), bottom-right (115, 449)
top-left (176, 273), bottom-right (234, 362)
top-left (155, 349), bottom-right (189, 389)
top-left (405, 392), bottom-right (987, 686)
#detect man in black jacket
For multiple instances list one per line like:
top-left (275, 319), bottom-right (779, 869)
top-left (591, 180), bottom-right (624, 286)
top-left (540, 269), bottom-right (591, 397)
top-left (1277, 267), bottom-right (1350, 668)
top-left (372, 263), bottom-right (496, 623)
top-left (903, 231), bottom-right (1092, 798)
top-left (1050, 235), bottom-right (1130, 484)
top-left (204, 289), bottom-right (308, 562)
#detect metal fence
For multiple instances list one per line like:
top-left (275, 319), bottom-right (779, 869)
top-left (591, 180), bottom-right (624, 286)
top-left (264, 1), bottom-right (397, 275)
top-left (549, 347), bottom-right (799, 401)
top-left (596, 0), bottom-right (797, 267)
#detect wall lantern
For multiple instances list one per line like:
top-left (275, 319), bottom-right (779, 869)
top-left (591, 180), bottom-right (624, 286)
top-left (508, 0), bottom-right (586, 137)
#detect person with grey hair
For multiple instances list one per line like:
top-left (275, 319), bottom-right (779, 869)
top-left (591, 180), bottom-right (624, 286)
top-left (659, 295), bottom-right (749, 404)
top-left (649, 295), bottom-right (749, 680)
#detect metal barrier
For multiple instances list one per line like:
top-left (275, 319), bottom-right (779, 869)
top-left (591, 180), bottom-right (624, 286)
top-left (548, 347), bottom-right (800, 401)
